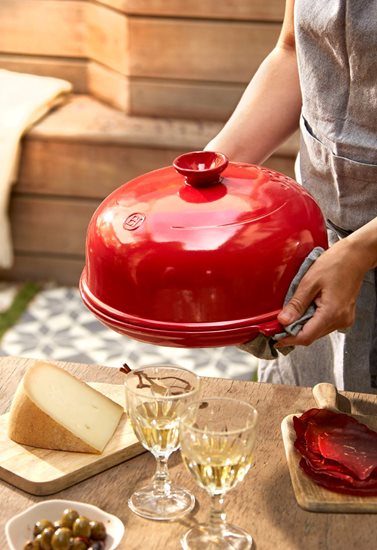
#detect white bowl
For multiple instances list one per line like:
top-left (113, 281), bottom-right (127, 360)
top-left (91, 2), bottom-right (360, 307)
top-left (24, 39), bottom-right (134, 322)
top-left (5, 499), bottom-right (125, 550)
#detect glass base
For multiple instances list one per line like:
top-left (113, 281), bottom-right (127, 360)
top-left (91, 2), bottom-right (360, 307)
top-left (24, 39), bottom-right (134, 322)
top-left (128, 484), bottom-right (195, 521)
top-left (181, 523), bottom-right (253, 550)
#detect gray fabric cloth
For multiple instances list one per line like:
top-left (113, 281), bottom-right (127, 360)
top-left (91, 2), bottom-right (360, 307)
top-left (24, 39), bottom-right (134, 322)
top-left (257, 1), bottom-right (377, 393)
top-left (274, 247), bottom-right (325, 339)
top-left (239, 333), bottom-right (290, 361)
top-left (239, 247), bottom-right (324, 359)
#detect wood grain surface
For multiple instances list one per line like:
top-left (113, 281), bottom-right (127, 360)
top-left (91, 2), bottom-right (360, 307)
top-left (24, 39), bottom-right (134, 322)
top-left (0, 382), bottom-right (144, 496)
top-left (312, 382), bottom-right (377, 425)
top-left (0, 0), bottom-right (85, 57)
top-left (1, 356), bottom-right (377, 550)
top-left (95, 0), bottom-right (285, 21)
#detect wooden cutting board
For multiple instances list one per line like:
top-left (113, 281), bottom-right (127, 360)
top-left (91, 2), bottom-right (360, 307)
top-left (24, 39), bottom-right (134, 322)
top-left (282, 383), bottom-right (377, 513)
top-left (281, 413), bottom-right (377, 513)
top-left (0, 383), bottom-right (145, 496)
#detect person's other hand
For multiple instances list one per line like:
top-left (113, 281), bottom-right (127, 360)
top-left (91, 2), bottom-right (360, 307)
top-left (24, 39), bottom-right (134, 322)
top-left (274, 238), bottom-right (367, 348)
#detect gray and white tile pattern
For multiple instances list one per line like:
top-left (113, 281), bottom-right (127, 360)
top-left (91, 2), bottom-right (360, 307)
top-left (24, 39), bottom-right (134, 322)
top-left (0, 286), bottom-right (257, 380)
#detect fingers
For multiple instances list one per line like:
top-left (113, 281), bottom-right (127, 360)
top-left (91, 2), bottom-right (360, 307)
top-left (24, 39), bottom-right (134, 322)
top-left (275, 316), bottom-right (327, 348)
top-left (274, 240), bottom-right (365, 349)
top-left (277, 277), bottom-right (320, 326)
top-left (275, 295), bottom-right (356, 348)
top-left (278, 296), bottom-right (313, 325)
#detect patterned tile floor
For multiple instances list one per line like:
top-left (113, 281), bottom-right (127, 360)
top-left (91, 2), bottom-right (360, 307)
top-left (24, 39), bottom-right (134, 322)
top-left (0, 286), bottom-right (257, 380)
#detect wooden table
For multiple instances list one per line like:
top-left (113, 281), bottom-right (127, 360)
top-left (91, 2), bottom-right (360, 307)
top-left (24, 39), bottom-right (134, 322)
top-left (1, 356), bottom-right (377, 550)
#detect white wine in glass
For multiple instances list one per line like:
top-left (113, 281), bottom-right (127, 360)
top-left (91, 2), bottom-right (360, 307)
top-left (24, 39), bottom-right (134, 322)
top-left (180, 398), bottom-right (258, 549)
top-left (124, 364), bottom-right (200, 521)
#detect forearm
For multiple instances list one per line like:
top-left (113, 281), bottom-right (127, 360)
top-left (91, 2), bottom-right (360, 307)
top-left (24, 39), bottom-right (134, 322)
top-left (205, 45), bottom-right (302, 164)
top-left (346, 216), bottom-right (377, 271)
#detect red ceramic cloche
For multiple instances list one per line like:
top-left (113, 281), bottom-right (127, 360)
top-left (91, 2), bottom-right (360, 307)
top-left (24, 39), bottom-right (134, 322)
top-left (80, 151), bottom-right (328, 347)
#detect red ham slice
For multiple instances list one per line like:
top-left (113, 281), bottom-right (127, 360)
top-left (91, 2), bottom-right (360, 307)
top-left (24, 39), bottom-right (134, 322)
top-left (318, 423), bottom-right (377, 480)
top-left (293, 408), bottom-right (377, 495)
top-left (300, 458), bottom-right (377, 496)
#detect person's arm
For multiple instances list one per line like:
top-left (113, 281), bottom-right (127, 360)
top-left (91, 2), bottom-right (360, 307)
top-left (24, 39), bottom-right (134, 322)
top-left (205, 0), bottom-right (300, 164)
top-left (275, 217), bottom-right (377, 347)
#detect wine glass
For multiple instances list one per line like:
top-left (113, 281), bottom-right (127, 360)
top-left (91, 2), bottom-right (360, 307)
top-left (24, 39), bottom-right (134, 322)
top-left (124, 364), bottom-right (200, 520)
top-left (179, 398), bottom-right (258, 549)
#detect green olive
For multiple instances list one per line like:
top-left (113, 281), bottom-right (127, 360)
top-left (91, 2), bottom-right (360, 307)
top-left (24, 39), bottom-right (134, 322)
top-left (24, 512), bottom-right (107, 550)
top-left (33, 534), bottom-right (43, 549)
top-left (33, 519), bottom-right (54, 537)
top-left (69, 538), bottom-right (88, 550)
top-left (72, 517), bottom-right (91, 538)
top-left (89, 521), bottom-right (107, 541)
top-left (60, 508), bottom-right (79, 529)
top-left (40, 526), bottom-right (55, 550)
top-left (50, 527), bottom-right (72, 550)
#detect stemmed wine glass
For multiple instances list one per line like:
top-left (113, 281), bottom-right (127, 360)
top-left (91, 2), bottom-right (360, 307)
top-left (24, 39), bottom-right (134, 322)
top-left (124, 364), bottom-right (200, 521)
top-left (179, 397), bottom-right (258, 549)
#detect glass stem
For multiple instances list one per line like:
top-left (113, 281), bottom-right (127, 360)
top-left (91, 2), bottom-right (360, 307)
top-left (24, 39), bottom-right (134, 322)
top-left (208, 494), bottom-right (227, 537)
top-left (152, 456), bottom-right (171, 497)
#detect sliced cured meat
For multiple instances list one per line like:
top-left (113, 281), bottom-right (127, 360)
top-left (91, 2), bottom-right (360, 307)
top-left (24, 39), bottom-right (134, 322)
top-left (293, 408), bottom-right (377, 495)
top-left (300, 458), bottom-right (377, 496)
top-left (318, 423), bottom-right (377, 480)
top-left (293, 408), bottom-right (358, 457)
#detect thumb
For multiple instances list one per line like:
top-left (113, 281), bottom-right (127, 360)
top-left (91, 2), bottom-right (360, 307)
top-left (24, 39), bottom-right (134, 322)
top-left (278, 295), bottom-right (311, 326)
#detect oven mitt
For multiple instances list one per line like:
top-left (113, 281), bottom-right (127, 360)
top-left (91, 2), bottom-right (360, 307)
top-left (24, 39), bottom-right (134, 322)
top-left (238, 246), bottom-right (325, 359)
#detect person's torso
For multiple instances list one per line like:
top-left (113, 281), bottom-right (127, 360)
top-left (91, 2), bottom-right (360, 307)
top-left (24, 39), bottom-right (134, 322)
top-left (294, 0), bottom-right (377, 230)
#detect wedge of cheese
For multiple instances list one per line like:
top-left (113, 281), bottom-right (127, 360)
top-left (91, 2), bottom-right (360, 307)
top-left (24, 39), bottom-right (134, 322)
top-left (8, 361), bottom-right (124, 454)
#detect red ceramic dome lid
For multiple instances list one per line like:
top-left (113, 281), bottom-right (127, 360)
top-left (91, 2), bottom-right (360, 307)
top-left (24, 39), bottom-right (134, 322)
top-left (89, 153), bottom-right (294, 244)
top-left (81, 151), bottom-right (328, 338)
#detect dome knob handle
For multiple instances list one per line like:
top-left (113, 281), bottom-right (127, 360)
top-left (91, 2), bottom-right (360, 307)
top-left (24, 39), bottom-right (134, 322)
top-left (173, 151), bottom-right (229, 187)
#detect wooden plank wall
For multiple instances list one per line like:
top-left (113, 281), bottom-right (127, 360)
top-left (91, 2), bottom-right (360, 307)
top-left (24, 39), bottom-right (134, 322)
top-left (0, 0), bottom-right (284, 120)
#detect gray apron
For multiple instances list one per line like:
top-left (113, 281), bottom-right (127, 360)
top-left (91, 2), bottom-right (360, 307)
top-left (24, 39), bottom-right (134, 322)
top-left (258, 0), bottom-right (377, 393)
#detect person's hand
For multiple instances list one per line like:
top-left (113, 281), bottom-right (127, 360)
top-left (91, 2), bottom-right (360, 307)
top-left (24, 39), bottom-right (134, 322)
top-left (274, 238), bottom-right (368, 348)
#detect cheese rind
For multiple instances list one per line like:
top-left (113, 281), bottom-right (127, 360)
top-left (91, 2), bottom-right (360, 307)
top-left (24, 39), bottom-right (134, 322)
top-left (8, 361), bottom-right (124, 454)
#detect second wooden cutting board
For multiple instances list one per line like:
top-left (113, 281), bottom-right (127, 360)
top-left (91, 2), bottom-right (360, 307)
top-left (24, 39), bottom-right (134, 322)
top-left (281, 383), bottom-right (377, 513)
top-left (0, 382), bottom-right (145, 496)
